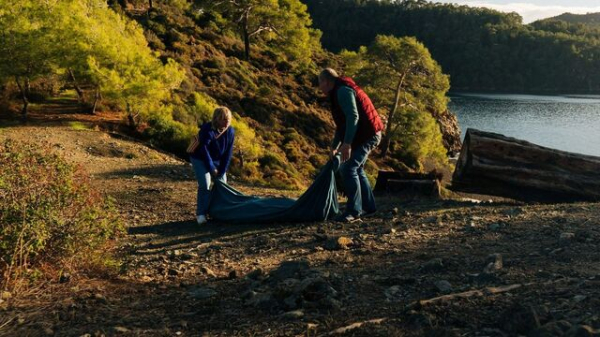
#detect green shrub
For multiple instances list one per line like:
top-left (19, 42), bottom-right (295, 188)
top-left (0, 140), bottom-right (122, 288)
top-left (189, 92), bottom-right (218, 123)
top-left (203, 57), bottom-right (226, 69)
top-left (394, 110), bottom-right (449, 171)
top-left (282, 128), bottom-right (301, 143)
top-left (257, 85), bottom-right (273, 98)
top-left (143, 114), bottom-right (196, 157)
top-left (259, 153), bottom-right (286, 170)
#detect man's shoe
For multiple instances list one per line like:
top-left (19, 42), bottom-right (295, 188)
top-left (334, 213), bottom-right (361, 223)
top-left (196, 215), bottom-right (208, 225)
top-left (361, 209), bottom-right (377, 218)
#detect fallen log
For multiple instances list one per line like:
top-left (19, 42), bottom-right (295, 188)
top-left (374, 170), bottom-right (442, 198)
top-left (451, 128), bottom-right (600, 202)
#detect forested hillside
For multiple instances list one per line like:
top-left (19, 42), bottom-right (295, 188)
top-left (112, 0), bottom-right (331, 189)
top-left (547, 12), bottom-right (600, 28)
top-left (303, 0), bottom-right (600, 93)
top-left (0, 0), bottom-right (460, 190)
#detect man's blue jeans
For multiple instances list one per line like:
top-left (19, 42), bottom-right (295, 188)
top-left (191, 157), bottom-right (226, 216)
top-left (339, 132), bottom-right (382, 216)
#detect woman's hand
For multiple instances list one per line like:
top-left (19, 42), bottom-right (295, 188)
top-left (330, 148), bottom-right (338, 159)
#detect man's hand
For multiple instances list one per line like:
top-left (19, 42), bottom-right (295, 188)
top-left (212, 169), bottom-right (219, 177)
top-left (339, 143), bottom-right (351, 162)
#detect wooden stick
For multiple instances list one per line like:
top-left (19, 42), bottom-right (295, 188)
top-left (0, 317), bottom-right (15, 331)
top-left (324, 318), bottom-right (387, 335)
top-left (409, 284), bottom-right (523, 308)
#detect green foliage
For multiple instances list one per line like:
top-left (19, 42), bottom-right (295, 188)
top-left (231, 117), bottom-right (263, 163)
top-left (0, 0), bottom-right (185, 118)
top-left (196, 0), bottom-right (321, 69)
top-left (543, 12), bottom-right (600, 28)
top-left (305, 0), bottom-right (600, 93)
top-left (109, 0), bottom-right (335, 189)
top-left (143, 110), bottom-right (196, 156)
top-left (0, 140), bottom-right (122, 287)
top-left (190, 92), bottom-right (217, 123)
top-left (395, 110), bottom-right (448, 170)
top-left (0, 0), bottom-right (339, 190)
top-left (68, 121), bottom-right (92, 131)
top-left (342, 35), bottom-right (449, 169)
top-left (257, 151), bottom-right (303, 189)
top-left (0, 2), bottom-right (58, 85)
top-left (81, 5), bottom-right (186, 121)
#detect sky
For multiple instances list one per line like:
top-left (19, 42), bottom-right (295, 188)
top-left (432, 0), bottom-right (600, 23)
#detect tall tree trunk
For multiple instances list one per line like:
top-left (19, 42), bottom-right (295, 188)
top-left (238, 149), bottom-right (245, 168)
top-left (90, 87), bottom-right (100, 114)
top-left (126, 102), bottom-right (138, 128)
top-left (148, 0), bottom-right (153, 9)
top-left (25, 78), bottom-right (31, 97)
top-left (242, 12), bottom-right (250, 61)
top-left (68, 69), bottom-right (85, 104)
top-left (15, 76), bottom-right (29, 118)
top-left (380, 74), bottom-right (407, 158)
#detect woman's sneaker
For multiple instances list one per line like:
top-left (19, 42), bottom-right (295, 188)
top-left (333, 212), bottom-right (362, 223)
top-left (196, 215), bottom-right (208, 225)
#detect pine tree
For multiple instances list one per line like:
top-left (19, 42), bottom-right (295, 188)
top-left (197, 0), bottom-right (320, 67)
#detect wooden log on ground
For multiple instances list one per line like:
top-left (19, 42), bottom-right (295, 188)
top-left (386, 179), bottom-right (441, 197)
top-left (374, 170), bottom-right (442, 198)
top-left (452, 128), bottom-right (600, 202)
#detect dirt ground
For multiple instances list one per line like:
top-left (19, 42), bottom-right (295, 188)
top-left (1, 110), bottom-right (599, 336)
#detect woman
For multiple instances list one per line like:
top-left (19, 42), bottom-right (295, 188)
top-left (189, 107), bottom-right (235, 225)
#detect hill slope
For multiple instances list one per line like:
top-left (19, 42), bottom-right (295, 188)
top-left (550, 12), bottom-right (600, 27)
top-left (112, 1), bottom-right (462, 183)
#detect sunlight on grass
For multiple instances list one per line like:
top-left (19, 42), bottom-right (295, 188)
top-left (61, 89), bottom-right (78, 99)
top-left (68, 121), bottom-right (91, 131)
top-left (46, 89), bottom-right (79, 102)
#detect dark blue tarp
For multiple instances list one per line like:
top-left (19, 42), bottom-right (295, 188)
top-left (208, 160), bottom-right (340, 223)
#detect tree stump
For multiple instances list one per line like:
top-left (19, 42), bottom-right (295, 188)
top-left (374, 170), bottom-right (442, 198)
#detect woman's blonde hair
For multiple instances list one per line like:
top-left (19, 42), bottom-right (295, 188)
top-left (212, 106), bottom-right (233, 129)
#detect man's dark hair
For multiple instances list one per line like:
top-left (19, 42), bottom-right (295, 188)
top-left (319, 68), bottom-right (339, 83)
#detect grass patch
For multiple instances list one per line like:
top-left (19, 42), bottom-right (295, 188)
top-left (68, 121), bottom-right (92, 131)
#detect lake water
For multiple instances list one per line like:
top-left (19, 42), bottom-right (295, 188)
top-left (449, 93), bottom-right (600, 157)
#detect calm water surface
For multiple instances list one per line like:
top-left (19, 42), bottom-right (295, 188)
top-left (449, 93), bottom-right (600, 157)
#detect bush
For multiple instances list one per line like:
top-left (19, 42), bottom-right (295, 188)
top-left (143, 113), bottom-right (196, 157)
top-left (394, 110), bottom-right (449, 171)
top-left (0, 140), bottom-right (122, 288)
top-left (189, 92), bottom-right (218, 123)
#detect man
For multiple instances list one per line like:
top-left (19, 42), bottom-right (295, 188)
top-left (318, 68), bottom-right (384, 222)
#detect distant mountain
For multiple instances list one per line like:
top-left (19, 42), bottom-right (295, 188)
top-left (544, 12), bottom-right (600, 27)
